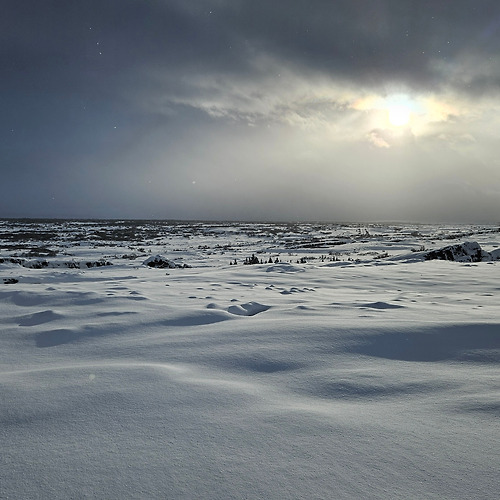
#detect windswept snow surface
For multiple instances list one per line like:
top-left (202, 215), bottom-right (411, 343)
top-left (1, 220), bottom-right (499, 499)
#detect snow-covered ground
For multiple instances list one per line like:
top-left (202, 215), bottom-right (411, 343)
top-left (1, 220), bottom-right (499, 499)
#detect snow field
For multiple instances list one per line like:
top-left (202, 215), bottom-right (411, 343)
top-left (1, 221), bottom-right (499, 499)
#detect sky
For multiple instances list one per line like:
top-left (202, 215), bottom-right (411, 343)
top-left (2, 0), bottom-right (500, 222)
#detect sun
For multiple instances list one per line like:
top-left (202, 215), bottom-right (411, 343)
top-left (353, 92), bottom-right (418, 131)
top-left (384, 94), bottom-right (414, 126)
top-left (388, 104), bottom-right (411, 126)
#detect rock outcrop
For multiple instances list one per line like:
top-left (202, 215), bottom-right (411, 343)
top-left (143, 255), bottom-right (190, 269)
top-left (425, 241), bottom-right (499, 262)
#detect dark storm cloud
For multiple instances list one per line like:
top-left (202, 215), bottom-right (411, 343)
top-left (4, 0), bottom-right (500, 98)
top-left (1, 1), bottom-right (500, 220)
top-left (224, 0), bottom-right (500, 92)
top-left (179, 0), bottom-right (500, 93)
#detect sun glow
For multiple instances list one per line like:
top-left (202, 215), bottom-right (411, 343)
top-left (385, 95), bottom-right (414, 126)
top-left (388, 105), bottom-right (411, 126)
top-left (353, 93), bottom-right (416, 129)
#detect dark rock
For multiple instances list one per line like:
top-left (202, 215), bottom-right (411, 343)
top-left (425, 242), bottom-right (487, 262)
top-left (143, 255), bottom-right (190, 269)
top-left (85, 260), bottom-right (112, 268)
